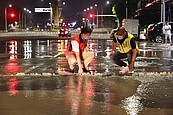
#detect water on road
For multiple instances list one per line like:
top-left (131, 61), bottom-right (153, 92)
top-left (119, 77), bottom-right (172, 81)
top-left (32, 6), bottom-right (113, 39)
top-left (0, 38), bottom-right (173, 115)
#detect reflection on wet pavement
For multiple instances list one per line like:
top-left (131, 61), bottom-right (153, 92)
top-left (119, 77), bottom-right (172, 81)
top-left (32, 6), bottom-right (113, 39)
top-left (1, 39), bottom-right (173, 114)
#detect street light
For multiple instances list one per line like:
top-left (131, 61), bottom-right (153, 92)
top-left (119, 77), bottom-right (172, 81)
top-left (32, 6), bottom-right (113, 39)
top-left (5, 4), bottom-right (12, 32)
top-left (82, 18), bottom-right (88, 27)
top-left (106, 1), bottom-right (110, 5)
top-left (94, 4), bottom-right (99, 28)
top-left (19, 8), bottom-right (31, 29)
top-left (62, 2), bottom-right (65, 5)
top-left (101, 1), bottom-right (110, 27)
top-left (23, 8), bottom-right (32, 29)
top-left (90, 6), bottom-right (93, 9)
top-left (23, 8), bottom-right (27, 29)
top-left (83, 1), bottom-right (110, 28)
top-left (84, 4), bottom-right (98, 27)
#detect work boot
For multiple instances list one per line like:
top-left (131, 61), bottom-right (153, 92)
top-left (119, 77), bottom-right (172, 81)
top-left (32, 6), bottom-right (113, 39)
top-left (73, 65), bottom-right (79, 73)
top-left (66, 65), bottom-right (78, 73)
top-left (119, 66), bottom-right (129, 74)
top-left (82, 68), bottom-right (91, 74)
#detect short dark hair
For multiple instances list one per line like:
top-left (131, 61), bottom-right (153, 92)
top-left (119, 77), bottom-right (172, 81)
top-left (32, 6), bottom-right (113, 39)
top-left (81, 27), bottom-right (92, 34)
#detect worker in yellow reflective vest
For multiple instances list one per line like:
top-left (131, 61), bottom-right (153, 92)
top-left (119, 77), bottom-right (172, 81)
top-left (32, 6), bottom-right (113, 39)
top-left (111, 26), bottom-right (140, 74)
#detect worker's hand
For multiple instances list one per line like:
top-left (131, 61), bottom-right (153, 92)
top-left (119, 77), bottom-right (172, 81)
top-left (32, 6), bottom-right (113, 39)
top-left (78, 68), bottom-right (83, 75)
top-left (110, 50), bottom-right (116, 54)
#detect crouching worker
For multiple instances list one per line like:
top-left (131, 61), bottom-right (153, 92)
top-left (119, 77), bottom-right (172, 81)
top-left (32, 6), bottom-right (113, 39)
top-left (111, 26), bottom-right (140, 74)
top-left (65, 27), bottom-right (94, 75)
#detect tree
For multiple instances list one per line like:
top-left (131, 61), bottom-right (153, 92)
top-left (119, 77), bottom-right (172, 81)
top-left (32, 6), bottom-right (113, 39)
top-left (51, 0), bottom-right (62, 27)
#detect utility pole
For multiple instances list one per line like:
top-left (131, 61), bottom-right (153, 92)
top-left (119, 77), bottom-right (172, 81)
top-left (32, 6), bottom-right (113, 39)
top-left (49, 3), bottom-right (53, 30)
top-left (101, 8), bottom-right (104, 27)
top-left (5, 7), bottom-right (7, 32)
top-left (96, 10), bottom-right (98, 28)
top-left (161, 0), bottom-right (166, 24)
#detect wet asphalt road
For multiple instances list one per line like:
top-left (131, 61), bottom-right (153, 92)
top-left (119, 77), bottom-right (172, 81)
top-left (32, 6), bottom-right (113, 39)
top-left (0, 37), bottom-right (173, 115)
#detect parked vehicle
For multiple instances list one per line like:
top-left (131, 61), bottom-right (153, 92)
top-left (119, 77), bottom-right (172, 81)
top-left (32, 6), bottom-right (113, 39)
top-left (147, 22), bottom-right (173, 43)
top-left (58, 28), bottom-right (71, 37)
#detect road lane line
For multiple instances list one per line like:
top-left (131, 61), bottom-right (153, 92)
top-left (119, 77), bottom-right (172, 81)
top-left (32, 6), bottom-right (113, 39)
top-left (23, 52), bottom-right (64, 74)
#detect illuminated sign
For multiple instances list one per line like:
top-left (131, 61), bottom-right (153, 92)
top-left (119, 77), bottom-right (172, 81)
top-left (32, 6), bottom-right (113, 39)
top-left (35, 8), bottom-right (52, 12)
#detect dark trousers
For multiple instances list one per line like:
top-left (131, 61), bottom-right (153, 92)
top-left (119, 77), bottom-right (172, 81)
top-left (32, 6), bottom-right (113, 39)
top-left (112, 51), bottom-right (133, 67)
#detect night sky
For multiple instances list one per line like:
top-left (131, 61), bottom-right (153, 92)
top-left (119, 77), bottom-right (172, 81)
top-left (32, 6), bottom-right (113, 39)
top-left (1, 0), bottom-right (108, 17)
top-left (0, 0), bottom-right (110, 28)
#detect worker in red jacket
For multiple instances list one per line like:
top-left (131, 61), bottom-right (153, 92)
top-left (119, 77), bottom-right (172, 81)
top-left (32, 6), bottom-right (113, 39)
top-left (65, 27), bottom-right (94, 75)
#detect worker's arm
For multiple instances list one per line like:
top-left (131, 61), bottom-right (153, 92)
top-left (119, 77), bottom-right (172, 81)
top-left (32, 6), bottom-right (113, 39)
top-left (111, 41), bottom-right (117, 54)
top-left (129, 38), bottom-right (138, 72)
top-left (129, 49), bottom-right (137, 72)
top-left (75, 52), bottom-right (83, 74)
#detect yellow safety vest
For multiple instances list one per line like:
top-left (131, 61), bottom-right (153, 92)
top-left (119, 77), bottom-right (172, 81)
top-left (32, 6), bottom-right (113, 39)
top-left (114, 32), bottom-right (140, 55)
